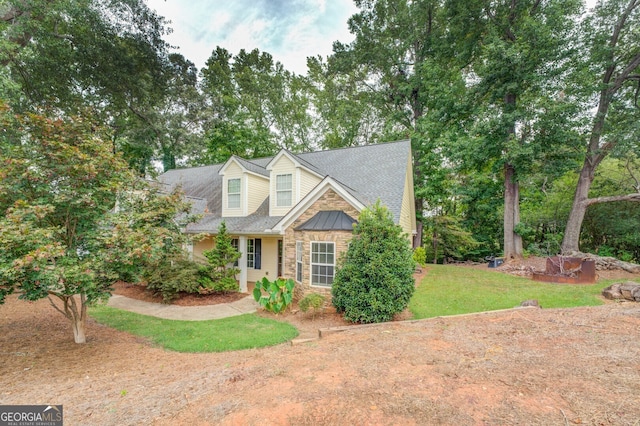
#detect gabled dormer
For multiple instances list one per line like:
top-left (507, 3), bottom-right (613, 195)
top-left (219, 156), bottom-right (269, 217)
top-left (266, 150), bottom-right (324, 216)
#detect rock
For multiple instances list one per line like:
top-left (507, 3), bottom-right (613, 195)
top-left (602, 284), bottom-right (623, 300)
top-left (520, 299), bottom-right (541, 308)
top-left (602, 282), bottom-right (640, 301)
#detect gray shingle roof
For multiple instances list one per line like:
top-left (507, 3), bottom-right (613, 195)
top-left (232, 156), bottom-right (269, 177)
top-left (295, 140), bottom-right (410, 223)
top-left (158, 140), bottom-right (411, 233)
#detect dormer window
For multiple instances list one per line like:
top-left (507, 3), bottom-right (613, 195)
top-left (227, 178), bottom-right (241, 208)
top-left (276, 173), bottom-right (292, 207)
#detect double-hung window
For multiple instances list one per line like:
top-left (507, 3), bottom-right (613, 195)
top-left (227, 178), bottom-right (241, 209)
top-left (276, 174), bottom-right (292, 207)
top-left (296, 241), bottom-right (303, 282)
top-left (311, 242), bottom-right (334, 287)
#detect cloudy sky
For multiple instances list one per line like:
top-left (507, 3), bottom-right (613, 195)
top-left (146, 0), bottom-right (358, 75)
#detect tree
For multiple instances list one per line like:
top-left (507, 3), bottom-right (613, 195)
top-left (450, 0), bottom-right (583, 260)
top-left (199, 46), bottom-right (312, 163)
top-left (202, 222), bottom-right (241, 292)
top-left (0, 104), bottom-right (196, 343)
top-left (327, 0), bottom-right (470, 246)
top-left (561, 0), bottom-right (640, 253)
top-left (0, 0), bottom-right (176, 174)
top-left (306, 55), bottom-right (384, 148)
top-left (332, 201), bottom-right (415, 323)
top-left (425, 214), bottom-right (479, 264)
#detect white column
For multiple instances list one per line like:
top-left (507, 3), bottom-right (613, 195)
top-left (238, 236), bottom-right (248, 293)
top-left (185, 240), bottom-right (194, 261)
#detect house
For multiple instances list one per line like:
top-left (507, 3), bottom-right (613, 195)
top-left (158, 140), bottom-right (417, 294)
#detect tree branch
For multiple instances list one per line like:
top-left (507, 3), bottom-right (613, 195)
top-left (47, 294), bottom-right (72, 320)
top-left (585, 193), bottom-right (640, 206)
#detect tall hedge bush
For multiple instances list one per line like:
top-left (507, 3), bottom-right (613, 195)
top-left (331, 201), bottom-right (415, 323)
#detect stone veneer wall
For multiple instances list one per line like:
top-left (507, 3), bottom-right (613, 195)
top-left (283, 188), bottom-right (360, 298)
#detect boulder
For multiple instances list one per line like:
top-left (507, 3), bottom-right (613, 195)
top-left (602, 282), bottom-right (640, 301)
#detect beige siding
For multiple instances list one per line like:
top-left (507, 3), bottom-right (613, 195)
top-left (298, 168), bottom-right (322, 201)
top-left (193, 235), bottom-right (215, 263)
top-left (246, 174), bottom-right (269, 214)
top-left (399, 154), bottom-right (417, 242)
top-left (196, 235), bottom-right (281, 284)
top-left (222, 162), bottom-right (244, 217)
top-left (270, 155), bottom-right (297, 216)
top-left (246, 237), bottom-right (280, 282)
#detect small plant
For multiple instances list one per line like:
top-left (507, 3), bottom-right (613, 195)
top-left (412, 246), bottom-right (426, 266)
top-left (253, 277), bottom-right (295, 314)
top-left (299, 293), bottom-right (326, 319)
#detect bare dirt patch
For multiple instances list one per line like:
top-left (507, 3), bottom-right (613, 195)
top-left (2, 264), bottom-right (640, 425)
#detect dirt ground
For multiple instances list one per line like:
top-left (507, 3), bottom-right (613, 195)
top-left (2, 260), bottom-right (640, 425)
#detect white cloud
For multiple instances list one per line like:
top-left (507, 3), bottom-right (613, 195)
top-left (146, 0), bottom-right (357, 74)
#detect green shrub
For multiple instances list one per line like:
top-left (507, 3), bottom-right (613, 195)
top-left (144, 257), bottom-right (202, 303)
top-left (413, 246), bottom-right (427, 266)
top-left (332, 201), bottom-right (415, 323)
top-left (197, 266), bottom-right (239, 293)
top-left (253, 277), bottom-right (295, 314)
top-left (299, 293), bottom-right (326, 318)
top-left (201, 221), bottom-right (241, 293)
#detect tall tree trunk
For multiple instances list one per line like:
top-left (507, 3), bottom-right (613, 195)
top-left (561, 163), bottom-right (596, 253)
top-left (503, 163), bottom-right (523, 259)
top-left (503, 92), bottom-right (523, 260)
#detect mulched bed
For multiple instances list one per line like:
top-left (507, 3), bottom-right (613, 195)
top-left (111, 281), bottom-right (248, 306)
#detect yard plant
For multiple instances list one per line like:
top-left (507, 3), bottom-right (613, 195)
top-left (332, 201), bottom-right (415, 323)
top-left (253, 277), bottom-right (295, 314)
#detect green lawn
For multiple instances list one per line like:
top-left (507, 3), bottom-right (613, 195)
top-left (89, 306), bottom-right (298, 352)
top-left (409, 264), bottom-right (613, 319)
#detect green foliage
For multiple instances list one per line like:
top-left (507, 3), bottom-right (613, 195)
top-left (0, 0), bottom-right (176, 174)
top-left (299, 293), bottom-right (326, 317)
top-left (424, 215), bottom-right (479, 264)
top-left (331, 201), bottom-right (415, 323)
top-left (253, 277), bottom-right (296, 314)
top-left (200, 222), bottom-right (241, 293)
top-left (198, 46), bottom-right (312, 163)
top-left (143, 256), bottom-right (202, 303)
top-left (412, 247), bottom-right (427, 267)
top-left (0, 107), bottom-right (133, 313)
top-left (89, 307), bottom-right (299, 352)
top-left (0, 104), bottom-right (201, 342)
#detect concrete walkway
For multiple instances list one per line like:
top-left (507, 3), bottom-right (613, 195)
top-left (107, 294), bottom-right (259, 321)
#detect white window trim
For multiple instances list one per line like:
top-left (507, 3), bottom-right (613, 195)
top-left (310, 241), bottom-right (335, 288)
top-left (275, 173), bottom-right (293, 207)
top-left (227, 178), bottom-right (241, 209)
top-left (296, 241), bottom-right (303, 283)
top-left (247, 238), bottom-right (255, 268)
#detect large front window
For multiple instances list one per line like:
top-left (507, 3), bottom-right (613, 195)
top-left (276, 174), bottom-right (292, 207)
top-left (228, 178), bottom-right (240, 209)
top-left (311, 242), bottom-right (334, 287)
